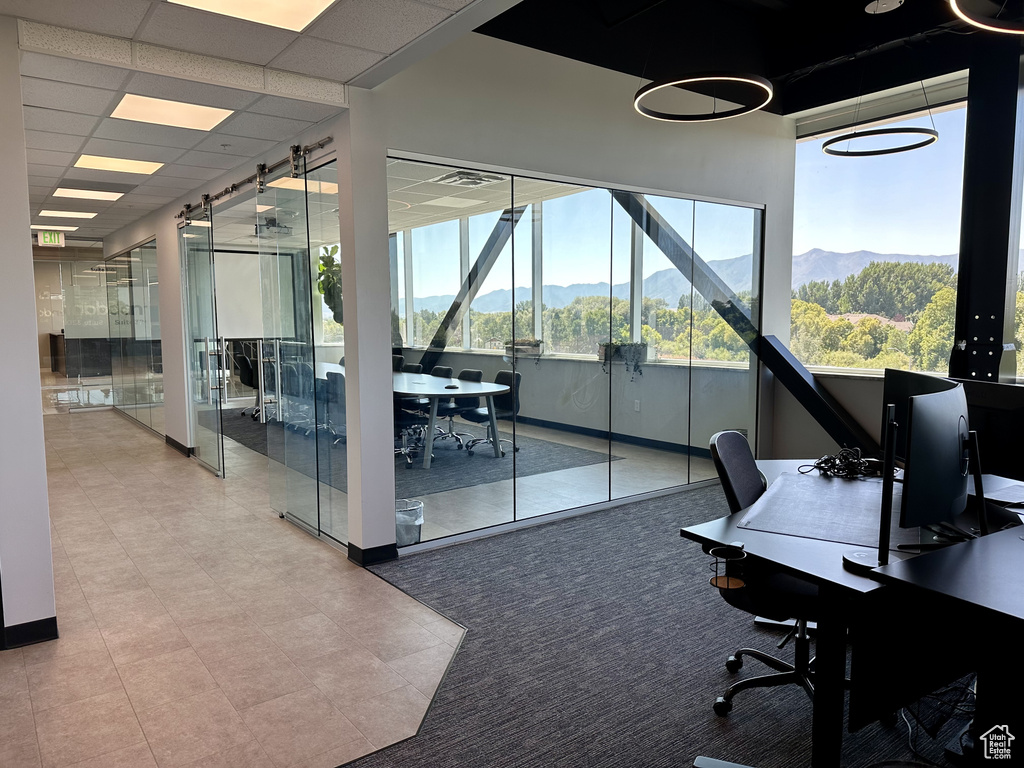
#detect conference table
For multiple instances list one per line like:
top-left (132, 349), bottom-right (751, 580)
top-left (314, 363), bottom-right (510, 469)
top-left (680, 466), bottom-right (1017, 768)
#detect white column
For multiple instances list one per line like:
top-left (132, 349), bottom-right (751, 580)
top-left (0, 16), bottom-right (57, 639)
top-left (334, 96), bottom-right (398, 563)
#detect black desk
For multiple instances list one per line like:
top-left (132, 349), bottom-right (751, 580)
top-left (873, 528), bottom-right (1024, 765)
top-left (681, 472), bottom-right (986, 768)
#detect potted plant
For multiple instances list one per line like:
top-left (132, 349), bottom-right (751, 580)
top-left (599, 341), bottom-right (648, 379)
top-left (317, 245), bottom-right (343, 324)
top-left (505, 338), bottom-right (543, 357)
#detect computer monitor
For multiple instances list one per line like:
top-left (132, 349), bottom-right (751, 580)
top-left (900, 384), bottom-right (971, 529)
top-left (881, 368), bottom-right (959, 463)
top-left (951, 377), bottom-right (1024, 483)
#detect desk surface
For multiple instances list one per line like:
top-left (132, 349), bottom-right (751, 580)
top-left (873, 526), bottom-right (1024, 623)
top-left (315, 362), bottom-right (509, 398)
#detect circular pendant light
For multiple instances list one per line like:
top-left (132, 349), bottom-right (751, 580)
top-left (822, 126), bottom-right (939, 157)
top-left (633, 73), bottom-right (774, 122)
top-left (949, 0), bottom-right (1024, 33)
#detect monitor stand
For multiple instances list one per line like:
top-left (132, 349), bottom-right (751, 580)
top-left (844, 404), bottom-right (898, 574)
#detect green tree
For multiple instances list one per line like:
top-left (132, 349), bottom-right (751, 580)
top-left (908, 287), bottom-right (957, 373)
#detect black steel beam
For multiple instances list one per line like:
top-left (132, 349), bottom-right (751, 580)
top-left (949, 36), bottom-right (1024, 382)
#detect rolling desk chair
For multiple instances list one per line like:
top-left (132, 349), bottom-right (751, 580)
top-left (464, 370), bottom-right (521, 457)
top-left (394, 400), bottom-right (429, 465)
top-left (325, 371), bottom-right (346, 445)
top-left (434, 368), bottom-right (483, 448)
top-left (235, 355), bottom-right (260, 420)
top-left (402, 363), bottom-right (422, 374)
top-left (708, 430), bottom-right (820, 716)
top-left (393, 355), bottom-right (405, 372)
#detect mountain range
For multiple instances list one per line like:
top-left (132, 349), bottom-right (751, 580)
top-left (398, 249), bottom-right (973, 314)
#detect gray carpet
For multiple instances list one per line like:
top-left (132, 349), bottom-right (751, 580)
top-left (354, 485), bottom-right (937, 768)
top-left (212, 407), bottom-right (619, 496)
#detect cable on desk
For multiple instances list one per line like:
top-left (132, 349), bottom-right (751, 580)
top-left (798, 447), bottom-right (886, 479)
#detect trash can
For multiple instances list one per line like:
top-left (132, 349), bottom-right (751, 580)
top-left (395, 499), bottom-right (424, 546)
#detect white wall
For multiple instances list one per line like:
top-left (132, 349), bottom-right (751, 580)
top-left (0, 16), bottom-right (55, 630)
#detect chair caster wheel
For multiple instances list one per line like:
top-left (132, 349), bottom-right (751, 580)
top-left (467, 450), bottom-right (474, 456)
top-left (713, 697), bottom-right (732, 716)
top-left (725, 655), bottom-right (743, 673)
top-left (500, 450), bottom-right (506, 458)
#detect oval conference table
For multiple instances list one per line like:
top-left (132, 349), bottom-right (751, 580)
top-left (315, 363), bottom-right (510, 469)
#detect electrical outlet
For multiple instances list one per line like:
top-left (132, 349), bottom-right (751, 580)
top-left (634, 400), bottom-right (640, 412)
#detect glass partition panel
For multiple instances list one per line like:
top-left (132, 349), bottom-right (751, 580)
top-left (609, 193), bottom-right (694, 498)
top-left (518, 182), bottom-right (612, 516)
top-left (259, 167), bottom-right (320, 532)
top-left (306, 161), bottom-right (346, 543)
top-left (181, 212), bottom-right (225, 475)
top-left (689, 201), bottom-right (761, 480)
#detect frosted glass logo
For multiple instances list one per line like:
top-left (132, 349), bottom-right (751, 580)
top-left (982, 725), bottom-right (1014, 760)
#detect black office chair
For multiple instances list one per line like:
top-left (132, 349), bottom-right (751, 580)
top-left (393, 355), bottom-right (405, 372)
top-left (235, 355), bottom-right (260, 420)
top-left (708, 430), bottom-right (818, 716)
top-left (394, 400), bottom-right (429, 466)
top-left (434, 368), bottom-right (483, 448)
top-left (464, 370), bottom-right (521, 457)
top-left (325, 371), bottom-right (346, 445)
top-left (402, 363), bottom-right (422, 374)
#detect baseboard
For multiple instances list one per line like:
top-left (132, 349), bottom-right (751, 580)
top-left (348, 543), bottom-right (399, 566)
top-left (2, 616), bottom-right (58, 649)
top-left (165, 435), bottom-right (192, 456)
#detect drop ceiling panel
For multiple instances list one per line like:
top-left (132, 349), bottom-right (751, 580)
top-left (22, 107), bottom-right (102, 137)
top-left (25, 130), bottom-right (87, 153)
top-left (153, 164), bottom-right (224, 181)
top-left (175, 149), bottom-right (250, 171)
top-left (91, 118), bottom-right (208, 150)
top-left (21, 78), bottom-right (119, 116)
top-left (268, 37), bottom-right (383, 83)
top-left (0, 0), bottom-right (151, 38)
top-left (423, 0), bottom-right (475, 9)
top-left (136, 3), bottom-right (299, 67)
top-left (309, 0), bottom-right (450, 54)
top-left (191, 134), bottom-right (278, 157)
top-left (26, 148), bottom-right (74, 167)
top-left (19, 52), bottom-right (132, 91)
top-left (217, 112), bottom-right (314, 141)
top-left (135, 183), bottom-right (191, 197)
top-left (139, 174), bottom-right (202, 190)
top-left (124, 72), bottom-right (262, 112)
top-left (247, 95), bottom-right (342, 123)
top-left (81, 138), bottom-right (187, 164)
top-left (28, 175), bottom-right (61, 187)
top-left (28, 185), bottom-right (53, 195)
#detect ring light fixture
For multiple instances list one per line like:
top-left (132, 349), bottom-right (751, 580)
top-left (822, 126), bottom-right (939, 157)
top-left (633, 72), bottom-right (774, 122)
top-left (949, 0), bottom-right (1024, 33)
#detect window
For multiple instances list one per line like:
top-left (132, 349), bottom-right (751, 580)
top-left (791, 105), bottom-right (967, 374)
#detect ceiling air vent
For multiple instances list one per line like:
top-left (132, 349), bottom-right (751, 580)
top-left (429, 170), bottom-right (506, 188)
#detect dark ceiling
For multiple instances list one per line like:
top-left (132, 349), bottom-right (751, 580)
top-left (477, 0), bottom-right (1018, 115)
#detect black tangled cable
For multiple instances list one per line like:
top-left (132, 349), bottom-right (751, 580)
top-left (798, 447), bottom-right (884, 478)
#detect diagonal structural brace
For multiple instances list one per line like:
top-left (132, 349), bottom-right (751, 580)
top-left (418, 206), bottom-right (527, 372)
top-left (612, 190), bottom-right (878, 455)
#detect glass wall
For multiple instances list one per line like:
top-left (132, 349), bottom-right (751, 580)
top-left (107, 239), bottom-right (164, 434)
top-left (792, 105), bottom-right (967, 374)
top-left (388, 158), bottom-right (762, 543)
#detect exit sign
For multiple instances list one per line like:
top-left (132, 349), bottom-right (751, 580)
top-left (37, 231), bottom-right (65, 247)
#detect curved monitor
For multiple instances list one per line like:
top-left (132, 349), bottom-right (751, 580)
top-left (881, 368), bottom-right (959, 463)
top-left (900, 383), bottom-right (970, 529)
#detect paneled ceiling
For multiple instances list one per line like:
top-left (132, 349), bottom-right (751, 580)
top-left (3, 0), bottom-right (491, 246)
top-left (477, 0), bottom-right (999, 115)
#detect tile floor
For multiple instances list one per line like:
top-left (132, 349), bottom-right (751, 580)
top-left (2, 410), bottom-right (462, 768)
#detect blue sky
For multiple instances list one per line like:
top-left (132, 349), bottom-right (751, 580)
top-left (792, 106), bottom-right (967, 256)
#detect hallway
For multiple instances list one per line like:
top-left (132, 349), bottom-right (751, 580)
top-left (1, 410), bottom-right (461, 768)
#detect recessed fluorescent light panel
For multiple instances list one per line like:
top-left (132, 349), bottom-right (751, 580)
top-left (112, 94), bottom-right (233, 131)
top-left (74, 155), bottom-right (164, 175)
top-left (167, 0), bottom-right (334, 31)
top-left (267, 178), bottom-right (339, 194)
top-left (53, 188), bottom-right (124, 201)
top-left (31, 225), bottom-right (78, 231)
top-left (40, 210), bottom-right (97, 219)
